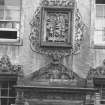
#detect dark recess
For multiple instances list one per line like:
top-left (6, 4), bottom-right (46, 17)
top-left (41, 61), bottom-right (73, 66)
top-left (0, 31), bottom-right (17, 39)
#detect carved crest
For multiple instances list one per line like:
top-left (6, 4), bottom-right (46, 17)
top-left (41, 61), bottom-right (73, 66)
top-left (29, 0), bottom-right (76, 61)
top-left (0, 55), bottom-right (23, 75)
top-left (29, 0), bottom-right (86, 60)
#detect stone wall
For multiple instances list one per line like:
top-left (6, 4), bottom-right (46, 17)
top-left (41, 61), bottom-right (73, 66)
top-left (0, 0), bottom-right (103, 79)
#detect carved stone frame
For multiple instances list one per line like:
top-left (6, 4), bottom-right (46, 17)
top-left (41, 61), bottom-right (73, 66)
top-left (29, 0), bottom-right (86, 61)
top-left (40, 6), bottom-right (74, 48)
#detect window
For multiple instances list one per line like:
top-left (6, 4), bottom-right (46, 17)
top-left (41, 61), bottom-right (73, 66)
top-left (0, 80), bottom-right (17, 105)
top-left (94, 0), bottom-right (105, 45)
top-left (0, 0), bottom-right (21, 43)
top-left (94, 0), bottom-right (105, 46)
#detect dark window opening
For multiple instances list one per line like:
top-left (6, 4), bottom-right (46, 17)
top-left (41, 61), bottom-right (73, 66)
top-left (96, 0), bottom-right (105, 4)
top-left (0, 80), bottom-right (17, 105)
top-left (0, 30), bottom-right (17, 39)
top-left (100, 101), bottom-right (105, 104)
top-left (0, 0), bottom-right (4, 5)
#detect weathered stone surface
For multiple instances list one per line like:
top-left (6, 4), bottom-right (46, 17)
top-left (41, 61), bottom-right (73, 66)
top-left (0, 0), bottom-right (102, 80)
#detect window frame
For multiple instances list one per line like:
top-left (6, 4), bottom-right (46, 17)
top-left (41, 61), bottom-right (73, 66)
top-left (0, 74), bottom-right (17, 105)
top-left (91, 0), bottom-right (105, 48)
top-left (0, 0), bottom-right (22, 46)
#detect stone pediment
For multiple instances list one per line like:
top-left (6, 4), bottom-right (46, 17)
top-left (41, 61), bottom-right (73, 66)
top-left (23, 63), bottom-right (86, 87)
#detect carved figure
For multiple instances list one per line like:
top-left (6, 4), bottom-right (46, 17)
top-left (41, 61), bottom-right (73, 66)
top-left (87, 59), bottom-right (105, 80)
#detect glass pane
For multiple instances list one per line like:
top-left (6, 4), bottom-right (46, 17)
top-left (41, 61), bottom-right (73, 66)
top-left (1, 81), bottom-right (8, 88)
top-left (5, 22), bottom-right (13, 28)
top-left (0, 21), bottom-right (19, 29)
top-left (95, 18), bottom-right (105, 29)
top-left (9, 81), bottom-right (16, 88)
top-left (94, 30), bottom-right (103, 43)
top-left (96, 0), bottom-right (105, 4)
top-left (102, 89), bottom-right (105, 99)
top-left (0, 21), bottom-right (5, 28)
top-left (96, 5), bottom-right (104, 17)
top-left (5, 9), bottom-right (20, 21)
top-left (0, 30), bottom-right (17, 39)
top-left (9, 89), bottom-right (16, 97)
top-left (0, 9), bottom-right (4, 19)
top-left (1, 89), bottom-right (8, 96)
top-left (0, 21), bottom-right (13, 28)
top-left (0, 0), bottom-right (4, 5)
top-left (9, 98), bottom-right (15, 105)
top-left (102, 30), bottom-right (105, 41)
top-left (5, 0), bottom-right (20, 7)
top-left (1, 98), bottom-right (8, 105)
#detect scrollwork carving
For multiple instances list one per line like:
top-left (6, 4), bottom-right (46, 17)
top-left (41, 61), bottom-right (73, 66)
top-left (40, 0), bottom-right (75, 7)
top-left (87, 60), bottom-right (105, 80)
top-left (0, 55), bottom-right (23, 75)
top-left (73, 9), bottom-right (87, 54)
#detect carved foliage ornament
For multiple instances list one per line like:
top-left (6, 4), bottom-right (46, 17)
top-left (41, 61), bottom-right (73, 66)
top-left (23, 63), bottom-right (86, 86)
top-left (87, 67), bottom-right (105, 80)
top-left (41, 0), bottom-right (75, 7)
top-left (30, 63), bottom-right (80, 80)
top-left (29, 0), bottom-right (85, 58)
top-left (0, 55), bottom-right (23, 75)
top-left (73, 9), bottom-right (86, 54)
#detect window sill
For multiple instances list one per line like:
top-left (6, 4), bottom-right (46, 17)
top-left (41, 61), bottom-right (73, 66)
top-left (91, 41), bottom-right (105, 49)
top-left (0, 38), bottom-right (23, 46)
